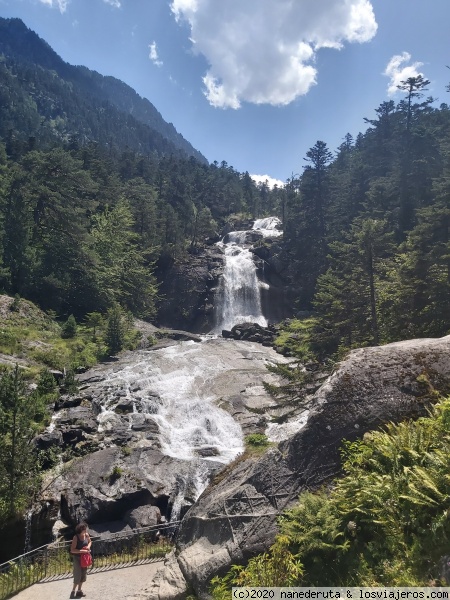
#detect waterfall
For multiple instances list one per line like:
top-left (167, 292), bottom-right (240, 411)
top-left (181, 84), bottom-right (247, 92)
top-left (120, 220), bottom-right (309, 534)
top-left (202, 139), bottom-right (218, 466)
top-left (94, 339), bottom-right (249, 516)
top-left (97, 341), bottom-right (244, 464)
top-left (214, 217), bottom-right (282, 332)
top-left (252, 217), bottom-right (283, 238)
top-left (24, 508), bottom-right (33, 553)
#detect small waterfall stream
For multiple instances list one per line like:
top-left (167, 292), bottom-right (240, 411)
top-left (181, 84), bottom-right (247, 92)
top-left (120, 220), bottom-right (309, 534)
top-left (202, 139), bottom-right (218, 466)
top-left (24, 509), bottom-right (33, 553)
top-left (214, 217), bottom-right (282, 332)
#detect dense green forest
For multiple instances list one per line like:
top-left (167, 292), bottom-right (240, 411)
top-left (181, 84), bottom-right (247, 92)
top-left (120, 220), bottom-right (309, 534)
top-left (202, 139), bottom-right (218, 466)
top-left (280, 75), bottom-right (450, 359)
top-left (0, 139), bottom-right (270, 319)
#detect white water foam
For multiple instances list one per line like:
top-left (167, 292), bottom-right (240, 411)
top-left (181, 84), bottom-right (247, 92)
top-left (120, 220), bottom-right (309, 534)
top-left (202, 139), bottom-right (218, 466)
top-left (96, 341), bottom-right (243, 465)
top-left (253, 217), bottom-right (283, 238)
top-left (214, 237), bottom-right (267, 331)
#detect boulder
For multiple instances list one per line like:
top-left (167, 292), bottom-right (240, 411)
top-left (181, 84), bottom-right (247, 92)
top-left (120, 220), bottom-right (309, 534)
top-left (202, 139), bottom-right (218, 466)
top-left (124, 505), bottom-right (161, 529)
top-left (155, 330), bottom-right (202, 343)
top-left (57, 447), bottom-right (152, 525)
top-left (56, 406), bottom-right (98, 433)
top-left (114, 399), bottom-right (134, 414)
top-left (171, 335), bottom-right (450, 597)
top-left (144, 550), bottom-right (188, 600)
top-left (41, 445), bottom-right (221, 528)
top-left (229, 322), bottom-right (276, 345)
top-left (34, 430), bottom-right (63, 450)
top-left (88, 521), bottom-right (133, 555)
top-left (54, 395), bottom-right (82, 410)
top-left (130, 414), bottom-right (160, 435)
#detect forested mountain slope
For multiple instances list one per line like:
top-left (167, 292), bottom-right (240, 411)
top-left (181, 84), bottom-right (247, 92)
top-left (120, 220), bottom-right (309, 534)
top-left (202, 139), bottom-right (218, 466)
top-left (0, 18), bottom-right (279, 324)
top-left (0, 17), bottom-right (206, 162)
top-left (1, 16), bottom-right (450, 361)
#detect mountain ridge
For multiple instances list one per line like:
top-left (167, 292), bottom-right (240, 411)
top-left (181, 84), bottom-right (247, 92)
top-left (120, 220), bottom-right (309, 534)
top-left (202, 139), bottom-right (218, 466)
top-left (0, 17), bottom-right (207, 163)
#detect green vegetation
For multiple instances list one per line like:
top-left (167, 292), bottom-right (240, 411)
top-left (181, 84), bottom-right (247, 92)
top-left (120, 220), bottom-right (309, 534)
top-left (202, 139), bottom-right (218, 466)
top-left (211, 397), bottom-right (450, 594)
top-left (211, 536), bottom-right (303, 597)
top-left (245, 433), bottom-right (270, 448)
top-left (105, 304), bottom-right (127, 356)
top-left (61, 314), bottom-right (77, 339)
top-left (273, 318), bottom-right (316, 359)
top-left (0, 365), bottom-right (48, 522)
top-left (0, 295), bottom-right (141, 372)
top-left (244, 433), bottom-right (273, 456)
top-left (110, 465), bottom-right (123, 480)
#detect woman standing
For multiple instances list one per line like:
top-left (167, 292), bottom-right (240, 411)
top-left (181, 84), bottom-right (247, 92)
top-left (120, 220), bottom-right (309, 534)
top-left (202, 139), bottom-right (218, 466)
top-left (70, 522), bottom-right (92, 598)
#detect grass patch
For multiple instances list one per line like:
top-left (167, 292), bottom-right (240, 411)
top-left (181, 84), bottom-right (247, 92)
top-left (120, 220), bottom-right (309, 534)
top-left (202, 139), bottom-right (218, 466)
top-left (273, 318), bottom-right (317, 359)
top-left (0, 294), bottom-right (141, 376)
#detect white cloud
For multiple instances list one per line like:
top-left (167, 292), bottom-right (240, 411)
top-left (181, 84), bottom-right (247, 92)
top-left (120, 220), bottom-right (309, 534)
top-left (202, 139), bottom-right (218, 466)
top-left (39, 0), bottom-right (69, 13)
top-left (171, 0), bottom-right (377, 109)
top-left (149, 42), bottom-right (163, 67)
top-left (103, 0), bottom-right (121, 7)
top-left (251, 174), bottom-right (284, 189)
top-left (384, 52), bottom-right (425, 95)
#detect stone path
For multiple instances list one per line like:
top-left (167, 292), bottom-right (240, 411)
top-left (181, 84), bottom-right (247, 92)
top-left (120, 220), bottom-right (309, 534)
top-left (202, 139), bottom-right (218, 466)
top-left (11, 561), bottom-right (162, 600)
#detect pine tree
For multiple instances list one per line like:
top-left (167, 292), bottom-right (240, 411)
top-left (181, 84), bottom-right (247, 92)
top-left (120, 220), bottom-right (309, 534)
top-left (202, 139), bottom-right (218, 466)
top-left (0, 366), bottom-right (45, 519)
top-left (61, 314), bottom-right (77, 338)
top-left (105, 304), bottom-right (125, 356)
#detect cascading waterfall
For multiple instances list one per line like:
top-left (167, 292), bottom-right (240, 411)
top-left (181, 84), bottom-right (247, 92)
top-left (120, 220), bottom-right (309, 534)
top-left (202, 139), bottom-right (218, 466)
top-left (214, 233), bottom-right (267, 332)
top-left (98, 343), bottom-right (243, 464)
top-left (95, 340), bottom-right (244, 518)
top-left (252, 217), bottom-right (283, 238)
top-left (214, 217), bottom-right (282, 332)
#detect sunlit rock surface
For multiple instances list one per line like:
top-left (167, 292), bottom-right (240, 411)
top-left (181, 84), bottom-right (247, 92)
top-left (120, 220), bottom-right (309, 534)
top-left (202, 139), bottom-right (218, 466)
top-left (168, 335), bottom-right (450, 598)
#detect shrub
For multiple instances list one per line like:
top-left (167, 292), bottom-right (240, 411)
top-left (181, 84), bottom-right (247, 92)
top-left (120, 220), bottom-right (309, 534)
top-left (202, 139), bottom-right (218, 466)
top-left (61, 314), bottom-right (77, 338)
top-left (245, 433), bottom-right (269, 447)
top-left (36, 368), bottom-right (58, 396)
top-left (10, 294), bottom-right (21, 312)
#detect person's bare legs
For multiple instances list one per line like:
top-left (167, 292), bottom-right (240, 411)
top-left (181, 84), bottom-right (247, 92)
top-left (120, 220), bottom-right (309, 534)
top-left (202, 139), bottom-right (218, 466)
top-left (76, 583), bottom-right (86, 596)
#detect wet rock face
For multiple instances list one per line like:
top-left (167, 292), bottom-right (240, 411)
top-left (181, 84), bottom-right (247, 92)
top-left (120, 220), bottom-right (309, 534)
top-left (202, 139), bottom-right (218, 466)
top-left (156, 245), bottom-right (224, 332)
top-left (46, 445), bottom-right (221, 528)
top-left (222, 322), bottom-right (277, 346)
top-left (173, 335), bottom-right (450, 598)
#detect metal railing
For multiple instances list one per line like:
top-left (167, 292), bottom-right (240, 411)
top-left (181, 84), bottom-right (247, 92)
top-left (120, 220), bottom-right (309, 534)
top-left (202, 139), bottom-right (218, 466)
top-left (0, 521), bottom-right (180, 600)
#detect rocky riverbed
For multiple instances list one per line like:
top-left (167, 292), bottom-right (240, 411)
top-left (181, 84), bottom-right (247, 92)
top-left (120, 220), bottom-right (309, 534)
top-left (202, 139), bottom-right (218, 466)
top-left (31, 335), bottom-right (297, 548)
top-left (28, 330), bottom-right (450, 600)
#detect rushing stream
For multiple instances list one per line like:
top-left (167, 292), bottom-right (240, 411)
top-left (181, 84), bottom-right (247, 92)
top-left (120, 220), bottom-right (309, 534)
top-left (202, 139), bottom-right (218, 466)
top-left (96, 341), bottom-right (244, 465)
top-left (77, 336), bottom-right (289, 519)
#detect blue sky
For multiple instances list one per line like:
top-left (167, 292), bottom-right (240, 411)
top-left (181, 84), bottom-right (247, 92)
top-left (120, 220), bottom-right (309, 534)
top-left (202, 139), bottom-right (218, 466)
top-left (0, 0), bottom-right (449, 185)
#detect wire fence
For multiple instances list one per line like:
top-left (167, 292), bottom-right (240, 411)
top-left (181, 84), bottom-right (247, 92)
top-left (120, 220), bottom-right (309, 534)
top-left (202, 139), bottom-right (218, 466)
top-left (0, 521), bottom-right (180, 600)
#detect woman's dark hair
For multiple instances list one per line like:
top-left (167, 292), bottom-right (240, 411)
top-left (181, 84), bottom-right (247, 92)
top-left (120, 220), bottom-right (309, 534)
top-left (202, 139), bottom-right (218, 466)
top-left (75, 522), bottom-right (88, 534)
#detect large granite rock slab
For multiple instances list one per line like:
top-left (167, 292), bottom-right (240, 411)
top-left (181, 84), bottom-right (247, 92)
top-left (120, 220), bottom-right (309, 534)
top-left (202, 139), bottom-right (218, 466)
top-left (41, 446), bottom-right (217, 528)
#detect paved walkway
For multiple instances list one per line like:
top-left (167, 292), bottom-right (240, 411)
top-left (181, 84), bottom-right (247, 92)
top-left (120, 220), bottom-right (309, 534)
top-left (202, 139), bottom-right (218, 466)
top-left (11, 561), bottom-right (162, 600)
